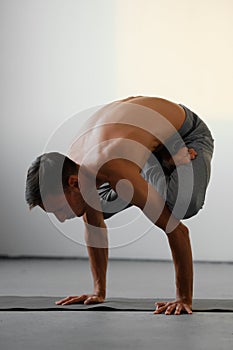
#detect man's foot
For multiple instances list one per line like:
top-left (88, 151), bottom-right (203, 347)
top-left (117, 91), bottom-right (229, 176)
top-left (172, 147), bottom-right (197, 166)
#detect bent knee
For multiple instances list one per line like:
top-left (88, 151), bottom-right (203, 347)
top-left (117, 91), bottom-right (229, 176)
top-left (183, 193), bottom-right (205, 219)
top-left (167, 192), bottom-right (205, 220)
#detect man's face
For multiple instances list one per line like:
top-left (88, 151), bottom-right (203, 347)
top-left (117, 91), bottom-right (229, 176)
top-left (40, 189), bottom-right (86, 222)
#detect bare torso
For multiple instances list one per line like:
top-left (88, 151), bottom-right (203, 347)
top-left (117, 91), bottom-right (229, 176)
top-left (68, 96), bottom-right (185, 185)
top-left (59, 97), bottom-right (193, 314)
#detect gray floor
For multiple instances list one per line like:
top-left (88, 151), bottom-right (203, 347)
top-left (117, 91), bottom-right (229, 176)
top-left (0, 258), bottom-right (233, 350)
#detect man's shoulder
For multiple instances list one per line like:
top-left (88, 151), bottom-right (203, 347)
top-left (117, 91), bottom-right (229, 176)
top-left (100, 159), bottom-right (141, 185)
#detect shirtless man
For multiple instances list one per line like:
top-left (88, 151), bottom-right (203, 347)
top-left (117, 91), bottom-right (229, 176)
top-left (25, 96), bottom-right (214, 315)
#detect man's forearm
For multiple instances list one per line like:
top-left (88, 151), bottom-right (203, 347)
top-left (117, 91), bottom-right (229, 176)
top-left (86, 244), bottom-right (108, 298)
top-left (167, 223), bottom-right (193, 304)
top-left (85, 223), bottom-right (108, 298)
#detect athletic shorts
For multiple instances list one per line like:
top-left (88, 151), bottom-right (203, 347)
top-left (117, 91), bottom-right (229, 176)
top-left (98, 104), bottom-right (214, 220)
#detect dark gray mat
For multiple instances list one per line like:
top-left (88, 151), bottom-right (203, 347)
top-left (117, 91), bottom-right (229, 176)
top-left (0, 296), bottom-right (232, 312)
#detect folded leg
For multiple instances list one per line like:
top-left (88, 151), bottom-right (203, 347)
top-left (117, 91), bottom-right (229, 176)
top-left (166, 148), bottom-right (212, 219)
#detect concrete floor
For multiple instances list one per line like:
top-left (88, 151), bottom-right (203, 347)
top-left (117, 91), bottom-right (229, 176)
top-left (0, 258), bottom-right (233, 350)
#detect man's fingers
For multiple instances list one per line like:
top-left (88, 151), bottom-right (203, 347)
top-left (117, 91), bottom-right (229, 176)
top-left (188, 148), bottom-right (197, 154)
top-left (189, 148), bottom-right (197, 155)
top-left (188, 148), bottom-right (197, 159)
top-left (61, 295), bottom-right (87, 305)
top-left (55, 294), bottom-right (104, 306)
top-left (154, 303), bottom-right (169, 314)
top-left (174, 304), bottom-right (182, 315)
top-left (55, 296), bottom-right (76, 305)
top-left (184, 304), bottom-right (193, 314)
top-left (165, 304), bottom-right (176, 315)
top-left (154, 301), bottom-right (193, 315)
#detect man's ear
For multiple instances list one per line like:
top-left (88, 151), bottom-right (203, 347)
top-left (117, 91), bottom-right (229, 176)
top-left (67, 175), bottom-right (79, 191)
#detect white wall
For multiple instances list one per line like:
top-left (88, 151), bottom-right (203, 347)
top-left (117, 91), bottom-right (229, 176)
top-left (0, 0), bottom-right (117, 257)
top-left (115, 0), bottom-right (233, 119)
top-left (1, 0), bottom-right (233, 261)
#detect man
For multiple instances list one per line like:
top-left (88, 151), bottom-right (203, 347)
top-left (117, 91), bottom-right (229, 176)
top-left (25, 96), bottom-right (214, 315)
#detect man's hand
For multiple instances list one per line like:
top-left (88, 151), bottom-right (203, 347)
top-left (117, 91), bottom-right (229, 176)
top-left (55, 294), bottom-right (105, 306)
top-left (154, 300), bottom-right (192, 315)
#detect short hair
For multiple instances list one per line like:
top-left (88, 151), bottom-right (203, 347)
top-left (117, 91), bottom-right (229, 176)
top-left (25, 152), bottom-right (79, 209)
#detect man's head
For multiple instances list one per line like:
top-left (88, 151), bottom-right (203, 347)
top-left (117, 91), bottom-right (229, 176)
top-left (25, 152), bottom-right (86, 222)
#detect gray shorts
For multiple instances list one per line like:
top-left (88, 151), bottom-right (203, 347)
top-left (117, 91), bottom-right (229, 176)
top-left (98, 104), bottom-right (214, 220)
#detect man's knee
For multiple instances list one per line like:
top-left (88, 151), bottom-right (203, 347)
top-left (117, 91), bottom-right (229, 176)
top-left (167, 191), bottom-right (205, 220)
top-left (183, 192), bottom-right (205, 219)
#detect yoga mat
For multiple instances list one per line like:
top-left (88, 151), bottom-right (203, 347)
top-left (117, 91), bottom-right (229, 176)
top-left (0, 296), bottom-right (232, 312)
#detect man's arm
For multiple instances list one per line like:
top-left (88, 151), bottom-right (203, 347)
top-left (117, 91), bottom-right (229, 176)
top-left (107, 160), bottom-right (193, 315)
top-left (154, 223), bottom-right (193, 315)
top-left (56, 208), bottom-right (108, 306)
top-left (83, 208), bottom-right (108, 301)
top-left (168, 225), bottom-right (193, 307)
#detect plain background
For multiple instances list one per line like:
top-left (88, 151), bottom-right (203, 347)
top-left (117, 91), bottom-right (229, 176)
top-left (1, 0), bottom-right (233, 261)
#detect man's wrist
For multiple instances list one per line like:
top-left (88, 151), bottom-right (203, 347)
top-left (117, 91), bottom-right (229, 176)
top-left (176, 292), bottom-right (192, 305)
top-left (94, 288), bottom-right (106, 299)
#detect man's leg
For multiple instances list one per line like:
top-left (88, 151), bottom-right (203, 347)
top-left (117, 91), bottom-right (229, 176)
top-left (166, 147), bottom-right (213, 219)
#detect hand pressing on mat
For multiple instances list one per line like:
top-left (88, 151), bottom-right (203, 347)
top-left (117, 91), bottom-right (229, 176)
top-left (154, 224), bottom-right (193, 316)
top-left (55, 294), bottom-right (105, 305)
top-left (154, 300), bottom-right (192, 315)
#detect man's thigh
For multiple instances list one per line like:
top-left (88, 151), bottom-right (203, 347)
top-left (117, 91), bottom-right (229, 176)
top-left (98, 147), bottom-right (213, 221)
top-left (166, 148), bottom-right (213, 219)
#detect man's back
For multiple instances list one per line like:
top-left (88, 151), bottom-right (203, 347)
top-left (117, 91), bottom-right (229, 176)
top-left (68, 96), bottom-right (186, 176)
